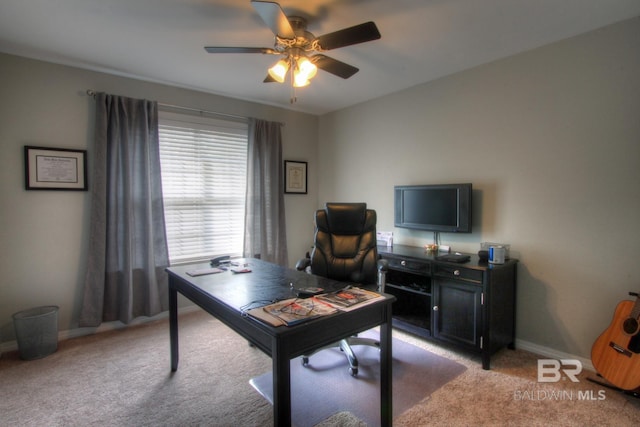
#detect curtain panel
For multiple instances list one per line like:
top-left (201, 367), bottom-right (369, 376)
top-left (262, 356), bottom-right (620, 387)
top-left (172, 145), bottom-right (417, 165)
top-left (244, 118), bottom-right (288, 266)
top-left (79, 93), bottom-right (170, 327)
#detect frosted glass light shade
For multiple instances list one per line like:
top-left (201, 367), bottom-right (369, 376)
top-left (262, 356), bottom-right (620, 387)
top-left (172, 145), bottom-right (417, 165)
top-left (268, 59), bottom-right (289, 83)
top-left (297, 57), bottom-right (317, 79)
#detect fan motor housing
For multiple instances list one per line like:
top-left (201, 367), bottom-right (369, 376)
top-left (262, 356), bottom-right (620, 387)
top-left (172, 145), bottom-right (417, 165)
top-left (287, 16), bottom-right (315, 50)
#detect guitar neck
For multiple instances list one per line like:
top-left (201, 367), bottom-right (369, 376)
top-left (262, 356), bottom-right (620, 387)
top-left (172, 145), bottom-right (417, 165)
top-left (630, 294), bottom-right (640, 320)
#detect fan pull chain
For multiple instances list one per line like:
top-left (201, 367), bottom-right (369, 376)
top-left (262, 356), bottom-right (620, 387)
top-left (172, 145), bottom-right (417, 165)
top-left (290, 62), bottom-right (297, 104)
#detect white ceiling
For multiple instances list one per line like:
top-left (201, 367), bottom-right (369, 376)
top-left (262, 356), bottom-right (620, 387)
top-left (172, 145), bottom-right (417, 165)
top-left (1, 0), bottom-right (639, 115)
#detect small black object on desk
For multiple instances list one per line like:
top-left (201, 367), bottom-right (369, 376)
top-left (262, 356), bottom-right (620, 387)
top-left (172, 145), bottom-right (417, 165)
top-left (210, 255), bottom-right (231, 266)
top-left (436, 253), bottom-right (471, 263)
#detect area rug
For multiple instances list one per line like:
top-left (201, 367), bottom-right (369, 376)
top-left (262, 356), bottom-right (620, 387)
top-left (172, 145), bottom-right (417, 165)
top-left (250, 330), bottom-right (466, 427)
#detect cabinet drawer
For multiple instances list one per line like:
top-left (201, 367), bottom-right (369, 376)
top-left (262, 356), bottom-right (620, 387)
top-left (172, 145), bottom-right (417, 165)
top-left (387, 257), bottom-right (431, 275)
top-left (434, 265), bottom-right (483, 283)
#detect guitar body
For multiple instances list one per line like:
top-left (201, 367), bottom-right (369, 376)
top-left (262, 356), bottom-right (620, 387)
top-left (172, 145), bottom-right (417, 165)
top-left (591, 299), bottom-right (640, 390)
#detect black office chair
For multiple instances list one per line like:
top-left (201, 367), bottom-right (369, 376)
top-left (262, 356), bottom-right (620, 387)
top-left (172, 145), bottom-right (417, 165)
top-left (296, 202), bottom-right (387, 376)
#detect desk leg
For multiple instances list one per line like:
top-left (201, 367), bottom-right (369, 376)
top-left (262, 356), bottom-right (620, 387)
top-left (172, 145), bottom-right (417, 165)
top-left (169, 285), bottom-right (179, 372)
top-left (380, 306), bottom-right (393, 427)
top-left (482, 351), bottom-right (491, 370)
top-left (272, 339), bottom-right (291, 427)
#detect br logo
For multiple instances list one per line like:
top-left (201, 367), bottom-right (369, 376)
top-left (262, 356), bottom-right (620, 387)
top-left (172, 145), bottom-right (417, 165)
top-left (537, 359), bottom-right (582, 383)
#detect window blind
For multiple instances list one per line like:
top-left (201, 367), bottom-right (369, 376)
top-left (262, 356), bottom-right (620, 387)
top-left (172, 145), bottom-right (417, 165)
top-left (158, 111), bottom-right (248, 264)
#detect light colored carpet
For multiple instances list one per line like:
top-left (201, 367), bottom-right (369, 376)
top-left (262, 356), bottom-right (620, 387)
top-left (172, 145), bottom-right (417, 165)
top-left (394, 333), bottom-right (640, 426)
top-left (1, 310), bottom-right (272, 426)
top-left (2, 309), bottom-right (640, 426)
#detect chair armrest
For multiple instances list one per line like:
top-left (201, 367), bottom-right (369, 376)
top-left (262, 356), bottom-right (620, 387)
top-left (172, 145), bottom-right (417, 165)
top-left (376, 259), bottom-right (388, 292)
top-left (295, 257), bottom-right (311, 271)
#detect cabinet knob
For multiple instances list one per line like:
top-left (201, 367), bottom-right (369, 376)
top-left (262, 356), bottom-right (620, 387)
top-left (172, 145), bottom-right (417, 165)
top-left (454, 269), bottom-right (461, 276)
top-left (433, 305), bottom-right (439, 311)
top-left (401, 260), bottom-right (406, 266)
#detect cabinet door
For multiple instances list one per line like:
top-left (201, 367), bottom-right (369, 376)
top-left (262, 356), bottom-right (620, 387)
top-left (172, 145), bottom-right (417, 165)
top-left (433, 280), bottom-right (482, 349)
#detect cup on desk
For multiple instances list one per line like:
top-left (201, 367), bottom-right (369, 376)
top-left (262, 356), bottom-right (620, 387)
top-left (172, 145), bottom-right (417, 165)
top-left (489, 246), bottom-right (505, 264)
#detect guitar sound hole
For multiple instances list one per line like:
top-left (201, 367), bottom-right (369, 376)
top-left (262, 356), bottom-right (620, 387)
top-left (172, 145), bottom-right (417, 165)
top-left (622, 318), bottom-right (639, 335)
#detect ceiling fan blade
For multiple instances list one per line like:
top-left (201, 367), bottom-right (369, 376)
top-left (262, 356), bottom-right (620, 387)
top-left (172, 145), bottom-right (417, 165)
top-left (316, 21), bottom-right (381, 50)
top-left (263, 74), bottom-right (278, 83)
top-left (204, 47), bottom-right (278, 54)
top-left (311, 54), bottom-right (359, 79)
top-left (251, 1), bottom-right (296, 39)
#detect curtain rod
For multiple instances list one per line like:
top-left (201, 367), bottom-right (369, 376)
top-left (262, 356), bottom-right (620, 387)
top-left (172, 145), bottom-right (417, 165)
top-left (85, 89), bottom-right (260, 124)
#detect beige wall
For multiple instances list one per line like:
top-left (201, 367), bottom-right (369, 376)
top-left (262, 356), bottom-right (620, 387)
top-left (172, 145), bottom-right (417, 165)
top-left (2, 16), bottom-right (639, 363)
top-left (0, 53), bottom-right (318, 344)
top-left (318, 17), bottom-right (640, 360)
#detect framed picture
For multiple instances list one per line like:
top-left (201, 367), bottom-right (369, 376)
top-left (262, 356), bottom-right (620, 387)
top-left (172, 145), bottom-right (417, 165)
top-left (284, 160), bottom-right (307, 194)
top-left (24, 146), bottom-right (88, 191)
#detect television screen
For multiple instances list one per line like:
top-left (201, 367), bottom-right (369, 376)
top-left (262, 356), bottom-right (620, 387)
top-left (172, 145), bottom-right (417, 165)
top-left (394, 184), bottom-right (472, 233)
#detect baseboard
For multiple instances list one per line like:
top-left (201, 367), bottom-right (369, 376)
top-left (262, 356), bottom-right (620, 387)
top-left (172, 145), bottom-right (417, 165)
top-left (1, 309), bottom-right (595, 375)
top-left (0, 305), bottom-right (201, 355)
top-left (515, 338), bottom-right (595, 372)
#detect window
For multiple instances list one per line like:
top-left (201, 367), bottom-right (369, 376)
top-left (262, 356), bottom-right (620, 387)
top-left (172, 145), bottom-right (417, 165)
top-left (158, 111), bottom-right (248, 264)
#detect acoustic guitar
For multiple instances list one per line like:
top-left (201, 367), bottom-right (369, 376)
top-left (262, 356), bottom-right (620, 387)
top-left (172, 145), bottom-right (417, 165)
top-left (591, 292), bottom-right (640, 390)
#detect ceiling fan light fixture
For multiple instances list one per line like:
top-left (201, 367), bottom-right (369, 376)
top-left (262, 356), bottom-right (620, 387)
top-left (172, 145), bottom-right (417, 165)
top-left (268, 59), bottom-right (289, 83)
top-left (205, 1), bottom-right (382, 102)
top-left (296, 57), bottom-right (317, 79)
top-left (293, 72), bottom-right (310, 87)
top-left (292, 56), bottom-right (316, 87)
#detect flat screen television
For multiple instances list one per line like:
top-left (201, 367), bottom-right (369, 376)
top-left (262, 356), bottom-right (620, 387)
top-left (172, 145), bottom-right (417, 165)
top-left (394, 183), bottom-right (472, 233)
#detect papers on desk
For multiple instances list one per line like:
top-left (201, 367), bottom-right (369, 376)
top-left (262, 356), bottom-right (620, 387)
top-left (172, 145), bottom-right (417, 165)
top-left (315, 287), bottom-right (385, 311)
top-left (246, 287), bottom-right (385, 327)
top-left (247, 297), bottom-right (337, 326)
top-left (186, 267), bottom-right (224, 276)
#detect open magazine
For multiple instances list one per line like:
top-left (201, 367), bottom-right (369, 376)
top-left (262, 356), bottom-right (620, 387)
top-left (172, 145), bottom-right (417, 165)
top-left (246, 287), bottom-right (384, 327)
top-left (314, 287), bottom-right (384, 311)
top-left (247, 297), bottom-right (338, 326)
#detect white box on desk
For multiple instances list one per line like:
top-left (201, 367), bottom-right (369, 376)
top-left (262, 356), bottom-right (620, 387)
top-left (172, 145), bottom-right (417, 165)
top-left (377, 231), bottom-right (393, 247)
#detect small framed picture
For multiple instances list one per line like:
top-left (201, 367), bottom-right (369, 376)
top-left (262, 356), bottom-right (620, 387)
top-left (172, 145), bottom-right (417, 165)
top-left (284, 160), bottom-right (307, 194)
top-left (24, 146), bottom-right (88, 191)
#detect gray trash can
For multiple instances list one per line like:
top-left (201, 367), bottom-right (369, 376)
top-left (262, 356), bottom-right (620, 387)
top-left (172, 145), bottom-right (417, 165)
top-left (12, 306), bottom-right (59, 360)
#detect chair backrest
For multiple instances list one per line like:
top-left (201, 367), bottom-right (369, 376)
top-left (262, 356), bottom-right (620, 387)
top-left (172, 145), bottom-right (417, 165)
top-left (310, 203), bottom-right (378, 285)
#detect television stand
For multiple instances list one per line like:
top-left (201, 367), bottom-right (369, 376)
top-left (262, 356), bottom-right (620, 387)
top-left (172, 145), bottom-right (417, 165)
top-left (378, 244), bottom-right (518, 370)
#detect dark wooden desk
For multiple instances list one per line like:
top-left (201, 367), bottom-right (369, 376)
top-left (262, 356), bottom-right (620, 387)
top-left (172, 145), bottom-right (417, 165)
top-left (167, 259), bottom-right (395, 427)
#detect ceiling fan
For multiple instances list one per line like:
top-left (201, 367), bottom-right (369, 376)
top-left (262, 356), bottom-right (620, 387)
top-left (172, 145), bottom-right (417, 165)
top-left (204, 1), bottom-right (381, 102)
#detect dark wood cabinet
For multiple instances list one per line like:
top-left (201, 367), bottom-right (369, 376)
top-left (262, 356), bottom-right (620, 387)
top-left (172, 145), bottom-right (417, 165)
top-left (433, 280), bottom-right (482, 347)
top-left (379, 244), bottom-right (518, 369)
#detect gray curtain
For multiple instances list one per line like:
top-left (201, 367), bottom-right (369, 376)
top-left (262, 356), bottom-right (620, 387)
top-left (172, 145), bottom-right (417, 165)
top-left (243, 118), bottom-right (288, 266)
top-left (79, 93), bottom-right (169, 327)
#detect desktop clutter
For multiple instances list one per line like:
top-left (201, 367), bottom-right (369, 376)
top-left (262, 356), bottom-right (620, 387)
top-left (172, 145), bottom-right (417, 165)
top-left (245, 285), bottom-right (384, 327)
top-left (378, 230), bottom-right (510, 265)
top-left (186, 255), bottom-right (385, 328)
top-left (434, 242), bottom-right (511, 264)
top-left (422, 241), bottom-right (511, 264)
top-left (186, 255), bottom-right (251, 276)
top-left (478, 242), bottom-right (511, 264)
